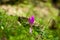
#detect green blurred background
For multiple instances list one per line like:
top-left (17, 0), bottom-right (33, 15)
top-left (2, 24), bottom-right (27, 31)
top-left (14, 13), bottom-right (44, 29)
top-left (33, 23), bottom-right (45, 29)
top-left (0, 0), bottom-right (60, 40)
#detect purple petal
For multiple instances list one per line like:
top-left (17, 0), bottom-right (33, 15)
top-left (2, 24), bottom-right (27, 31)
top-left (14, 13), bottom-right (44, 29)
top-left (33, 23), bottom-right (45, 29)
top-left (28, 16), bottom-right (34, 24)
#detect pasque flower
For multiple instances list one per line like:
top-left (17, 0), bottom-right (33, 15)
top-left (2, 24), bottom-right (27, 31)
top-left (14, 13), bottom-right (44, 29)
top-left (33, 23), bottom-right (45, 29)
top-left (28, 15), bottom-right (35, 34)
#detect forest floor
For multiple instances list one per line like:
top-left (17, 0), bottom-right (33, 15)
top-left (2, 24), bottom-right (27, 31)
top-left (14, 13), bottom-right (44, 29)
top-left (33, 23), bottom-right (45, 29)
top-left (0, 4), bottom-right (51, 17)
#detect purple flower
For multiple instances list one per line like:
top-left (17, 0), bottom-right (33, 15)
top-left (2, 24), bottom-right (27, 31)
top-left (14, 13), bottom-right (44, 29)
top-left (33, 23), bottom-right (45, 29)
top-left (28, 16), bottom-right (34, 34)
top-left (28, 16), bottom-right (34, 25)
